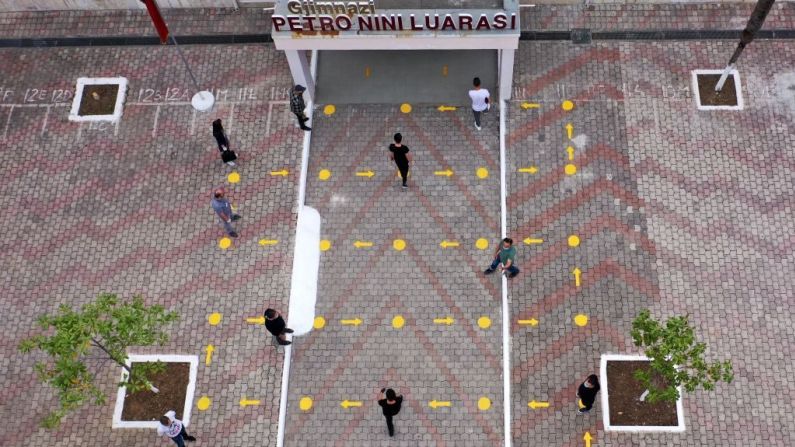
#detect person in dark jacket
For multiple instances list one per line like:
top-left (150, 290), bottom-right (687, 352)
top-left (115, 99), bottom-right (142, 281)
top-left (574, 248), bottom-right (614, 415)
top-left (289, 85), bottom-right (312, 131)
top-left (388, 133), bottom-right (412, 189)
top-left (377, 388), bottom-right (403, 437)
top-left (576, 374), bottom-right (600, 413)
top-left (264, 308), bottom-right (293, 345)
top-left (212, 119), bottom-right (237, 166)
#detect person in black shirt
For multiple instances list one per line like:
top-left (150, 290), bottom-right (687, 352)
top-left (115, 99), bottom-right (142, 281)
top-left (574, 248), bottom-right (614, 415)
top-left (377, 388), bottom-right (403, 437)
top-left (576, 374), bottom-right (600, 413)
top-left (264, 308), bottom-right (294, 346)
top-left (388, 133), bottom-right (412, 190)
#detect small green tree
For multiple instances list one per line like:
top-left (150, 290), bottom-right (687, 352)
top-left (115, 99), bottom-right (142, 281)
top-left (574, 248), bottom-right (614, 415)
top-left (630, 309), bottom-right (733, 403)
top-left (19, 293), bottom-right (179, 428)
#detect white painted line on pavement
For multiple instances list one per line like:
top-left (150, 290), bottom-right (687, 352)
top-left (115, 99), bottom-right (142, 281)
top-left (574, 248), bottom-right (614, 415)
top-left (2, 105), bottom-right (13, 141)
top-left (265, 102), bottom-right (274, 136)
top-left (41, 105), bottom-right (50, 136)
top-left (499, 99), bottom-right (512, 447)
top-left (151, 104), bottom-right (161, 138)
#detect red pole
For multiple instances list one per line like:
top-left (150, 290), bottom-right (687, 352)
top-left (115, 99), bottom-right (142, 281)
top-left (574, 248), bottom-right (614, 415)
top-left (141, 0), bottom-right (169, 44)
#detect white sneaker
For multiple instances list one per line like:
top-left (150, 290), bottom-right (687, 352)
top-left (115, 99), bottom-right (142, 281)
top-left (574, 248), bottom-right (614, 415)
top-left (474, 122), bottom-right (481, 131)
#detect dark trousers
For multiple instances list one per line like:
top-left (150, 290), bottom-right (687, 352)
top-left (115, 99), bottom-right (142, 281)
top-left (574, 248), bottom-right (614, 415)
top-left (473, 109), bottom-right (482, 127)
top-left (490, 257), bottom-right (519, 275)
top-left (169, 426), bottom-right (190, 447)
top-left (384, 414), bottom-right (395, 437)
top-left (396, 162), bottom-right (409, 186)
top-left (580, 398), bottom-right (594, 411)
top-left (293, 112), bottom-right (310, 129)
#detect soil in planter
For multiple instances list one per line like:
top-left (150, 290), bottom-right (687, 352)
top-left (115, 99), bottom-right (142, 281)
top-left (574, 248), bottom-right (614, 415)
top-left (77, 84), bottom-right (119, 116)
top-left (697, 74), bottom-right (738, 107)
top-left (121, 362), bottom-right (189, 421)
top-left (606, 360), bottom-right (679, 426)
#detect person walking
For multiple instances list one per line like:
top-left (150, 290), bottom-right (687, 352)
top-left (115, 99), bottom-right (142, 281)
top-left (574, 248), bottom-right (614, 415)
top-left (377, 388), bottom-right (403, 437)
top-left (388, 132), bottom-right (412, 190)
top-left (211, 187), bottom-right (241, 238)
top-left (290, 85), bottom-right (312, 131)
top-left (576, 374), bottom-right (601, 414)
top-left (264, 308), bottom-right (294, 346)
top-left (468, 77), bottom-right (490, 131)
top-left (157, 410), bottom-right (196, 447)
top-left (212, 119), bottom-right (237, 166)
top-left (484, 237), bottom-right (520, 278)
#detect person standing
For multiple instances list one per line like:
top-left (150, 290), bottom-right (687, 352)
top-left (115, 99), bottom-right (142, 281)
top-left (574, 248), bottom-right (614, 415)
top-left (290, 85), bottom-right (312, 131)
top-left (377, 388), bottom-right (403, 437)
top-left (157, 410), bottom-right (196, 447)
top-left (576, 374), bottom-right (601, 414)
top-left (468, 77), bottom-right (490, 131)
top-left (212, 119), bottom-right (237, 166)
top-left (264, 308), bottom-right (294, 346)
top-left (484, 237), bottom-right (519, 278)
top-left (211, 187), bottom-right (241, 238)
top-left (388, 133), bottom-right (412, 190)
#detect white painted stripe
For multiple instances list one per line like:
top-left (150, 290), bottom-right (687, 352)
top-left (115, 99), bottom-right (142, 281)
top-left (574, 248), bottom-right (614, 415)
top-left (499, 99), bottom-right (511, 447)
top-left (265, 102), bottom-right (274, 136)
top-left (41, 105), bottom-right (50, 135)
top-left (3, 104), bottom-right (14, 140)
top-left (151, 104), bottom-right (161, 138)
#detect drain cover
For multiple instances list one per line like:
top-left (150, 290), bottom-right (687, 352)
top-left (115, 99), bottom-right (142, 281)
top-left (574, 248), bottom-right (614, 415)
top-left (571, 28), bottom-right (592, 44)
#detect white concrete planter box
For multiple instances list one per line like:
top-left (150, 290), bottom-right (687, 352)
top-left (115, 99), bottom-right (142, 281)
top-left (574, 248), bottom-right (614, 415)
top-left (112, 354), bottom-right (198, 429)
top-left (691, 69), bottom-right (744, 111)
top-left (600, 354), bottom-right (685, 433)
top-left (69, 77), bottom-right (128, 123)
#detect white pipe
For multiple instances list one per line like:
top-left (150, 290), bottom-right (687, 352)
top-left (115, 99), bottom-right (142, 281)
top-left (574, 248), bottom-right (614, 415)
top-left (499, 99), bottom-right (512, 447)
top-left (715, 64), bottom-right (734, 92)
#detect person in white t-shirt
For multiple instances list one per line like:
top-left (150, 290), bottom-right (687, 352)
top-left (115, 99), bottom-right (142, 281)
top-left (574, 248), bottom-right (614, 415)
top-left (157, 410), bottom-right (196, 447)
top-left (468, 77), bottom-right (490, 130)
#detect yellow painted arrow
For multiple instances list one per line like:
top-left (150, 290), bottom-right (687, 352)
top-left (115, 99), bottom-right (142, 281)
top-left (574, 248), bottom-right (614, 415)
top-left (259, 239), bottom-right (278, 246)
top-left (517, 318), bottom-right (539, 326)
top-left (517, 166), bottom-right (538, 174)
top-left (341, 400), bottom-right (363, 409)
top-left (523, 237), bottom-right (543, 245)
top-left (528, 400), bottom-right (550, 409)
top-left (434, 169), bottom-right (454, 177)
top-left (573, 267), bottom-right (582, 287)
top-left (364, 66), bottom-right (372, 78)
top-left (583, 432), bottom-right (593, 447)
top-left (566, 145), bottom-right (575, 161)
top-left (240, 398), bottom-right (261, 407)
top-left (428, 400), bottom-right (452, 409)
top-left (246, 316), bottom-right (265, 325)
top-left (566, 123), bottom-right (573, 139)
top-left (440, 240), bottom-right (460, 248)
top-left (437, 105), bottom-right (457, 112)
top-left (270, 169), bottom-right (289, 177)
top-left (353, 240), bottom-right (373, 248)
top-left (521, 102), bottom-right (541, 109)
top-left (442, 65), bottom-right (449, 77)
top-left (340, 318), bottom-right (363, 326)
top-left (355, 170), bottom-right (375, 178)
top-left (204, 345), bottom-right (215, 366)
top-left (433, 317), bottom-right (454, 325)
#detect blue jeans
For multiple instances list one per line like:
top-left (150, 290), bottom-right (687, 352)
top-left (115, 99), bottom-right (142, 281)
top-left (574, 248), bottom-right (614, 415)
top-left (170, 426), bottom-right (188, 447)
top-left (490, 257), bottom-right (519, 275)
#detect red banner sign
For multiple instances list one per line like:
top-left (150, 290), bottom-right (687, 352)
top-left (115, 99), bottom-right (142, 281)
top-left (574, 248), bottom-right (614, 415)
top-left (141, 0), bottom-right (169, 44)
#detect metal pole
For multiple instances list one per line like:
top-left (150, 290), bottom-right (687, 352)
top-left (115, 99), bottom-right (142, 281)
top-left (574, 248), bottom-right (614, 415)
top-left (716, 0), bottom-right (776, 91)
top-left (171, 35), bottom-right (201, 94)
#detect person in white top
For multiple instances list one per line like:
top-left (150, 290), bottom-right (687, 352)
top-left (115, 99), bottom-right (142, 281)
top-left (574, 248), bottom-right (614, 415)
top-left (157, 410), bottom-right (196, 447)
top-left (468, 77), bottom-right (490, 130)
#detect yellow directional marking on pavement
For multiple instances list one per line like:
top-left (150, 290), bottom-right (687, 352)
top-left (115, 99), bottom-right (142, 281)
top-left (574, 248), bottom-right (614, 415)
top-left (428, 400), bottom-right (452, 409)
top-left (521, 102), bottom-right (541, 110)
top-left (434, 169), bottom-right (454, 177)
top-left (341, 400), bottom-right (363, 409)
top-left (562, 100), bottom-right (575, 111)
top-left (259, 239), bottom-right (279, 246)
top-left (204, 345), bottom-right (215, 366)
top-left (476, 167), bottom-right (489, 179)
top-left (227, 171), bottom-right (240, 184)
top-left (478, 397), bottom-right (491, 410)
top-left (240, 397), bottom-right (261, 407)
top-left (299, 396), bottom-right (313, 411)
top-left (364, 66), bottom-right (372, 78)
top-left (442, 65), bottom-right (449, 77)
top-left (523, 237), bottom-right (543, 245)
top-left (567, 146), bottom-right (575, 161)
top-left (518, 166), bottom-right (538, 174)
top-left (565, 123), bottom-right (574, 139)
top-left (439, 240), bottom-right (459, 248)
top-left (318, 169), bottom-right (331, 180)
top-left (574, 314), bottom-right (589, 327)
top-left (218, 237), bottom-right (232, 250)
top-left (208, 313), bottom-right (222, 326)
top-left (313, 316), bottom-right (326, 329)
top-left (528, 400), bottom-right (550, 409)
top-left (319, 239), bottom-right (332, 251)
top-left (353, 240), bottom-right (373, 248)
top-left (355, 170), bottom-right (375, 178)
top-left (393, 239), bottom-right (406, 251)
top-left (517, 318), bottom-right (539, 326)
top-left (568, 235), bottom-right (580, 247)
top-left (437, 105), bottom-right (457, 112)
top-left (323, 104), bottom-right (336, 115)
top-left (246, 316), bottom-right (265, 325)
top-left (400, 103), bottom-right (412, 114)
top-left (270, 169), bottom-right (289, 176)
top-left (573, 267), bottom-right (582, 287)
top-left (433, 316), bottom-right (454, 325)
top-left (340, 318), bottom-right (363, 326)
top-left (197, 396), bottom-right (211, 411)
top-left (565, 164), bottom-right (577, 176)
top-left (583, 431), bottom-right (593, 447)
top-left (477, 316), bottom-right (491, 329)
top-left (475, 238), bottom-right (489, 250)
top-left (392, 315), bottom-right (405, 329)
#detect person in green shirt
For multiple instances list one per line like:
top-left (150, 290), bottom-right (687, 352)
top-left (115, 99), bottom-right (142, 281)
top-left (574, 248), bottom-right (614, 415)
top-left (484, 237), bottom-right (520, 278)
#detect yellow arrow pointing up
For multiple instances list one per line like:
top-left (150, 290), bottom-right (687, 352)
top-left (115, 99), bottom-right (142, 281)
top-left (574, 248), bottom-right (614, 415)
top-left (204, 345), bottom-right (215, 366)
top-left (270, 169), bottom-right (289, 177)
top-left (353, 240), bottom-right (373, 248)
top-left (566, 146), bottom-right (575, 161)
top-left (259, 239), bottom-right (279, 246)
top-left (566, 123), bottom-right (574, 140)
top-left (433, 317), bottom-right (454, 325)
top-left (521, 102), bottom-right (541, 110)
top-left (517, 318), bottom-right (539, 326)
top-left (434, 169), bottom-right (454, 177)
top-left (517, 166), bottom-right (538, 174)
top-left (340, 318), bottom-right (363, 326)
top-left (439, 240), bottom-right (460, 248)
top-left (428, 400), bottom-right (452, 409)
top-left (246, 316), bottom-right (265, 325)
top-left (355, 170), bottom-right (375, 178)
top-left (573, 267), bottom-right (582, 287)
top-left (523, 237), bottom-right (543, 245)
top-left (240, 397), bottom-right (261, 407)
top-left (583, 432), bottom-right (593, 447)
top-left (340, 400), bottom-right (363, 409)
top-left (437, 105), bottom-right (457, 112)
top-left (528, 400), bottom-right (550, 409)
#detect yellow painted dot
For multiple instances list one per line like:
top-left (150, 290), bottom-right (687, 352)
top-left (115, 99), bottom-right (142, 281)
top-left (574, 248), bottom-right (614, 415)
top-left (475, 238), bottom-right (489, 250)
top-left (318, 169), bottom-right (331, 180)
top-left (208, 313), bottom-right (222, 326)
top-left (323, 104), bottom-right (336, 115)
top-left (299, 396), bottom-right (313, 411)
top-left (392, 315), bottom-right (405, 329)
top-left (568, 235), bottom-right (580, 247)
top-left (197, 396), bottom-right (211, 411)
top-left (478, 397), bottom-right (491, 411)
top-left (562, 100), bottom-right (575, 111)
top-left (393, 239), bottom-right (406, 251)
top-left (313, 316), bottom-right (326, 329)
top-left (400, 103), bottom-right (412, 114)
top-left (227, 171), bottom-right (241, 184)
top-left (564, 164), bottom-right (577, 176)
top-left (574, 314), bottom-right (589, 327)
top-left (476, 167), bottom-right (489, 179)
top-left (477, 316), bottom-right (492, 329)
top-left (218, 237), bottom-right (232, 250)
top-left (319, 239), bottom-right (331, 251)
